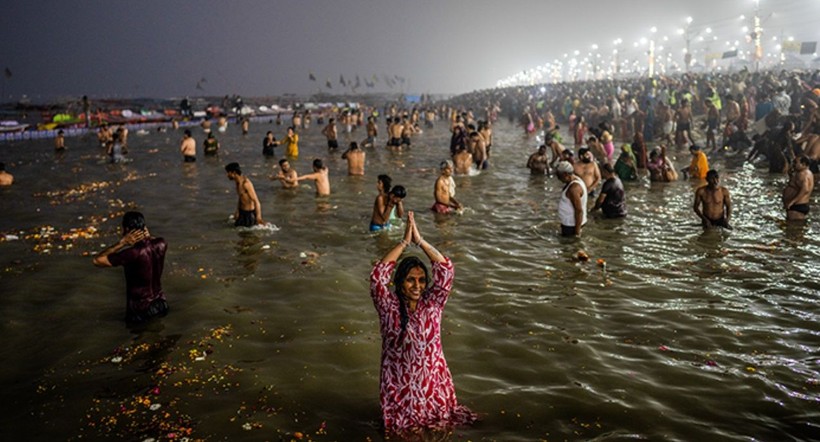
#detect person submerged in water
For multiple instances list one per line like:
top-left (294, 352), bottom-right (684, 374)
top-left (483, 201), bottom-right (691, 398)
top-left (370, 174), bottom-right (406, 232)
top-left (693, 169), bottom-right (733, 229)
top-left (225, 162), bottom-right (265, 227)
top-left (92, 211), bottom-right (169, 325)
top-left (783, 155), bottom-right (814, 221)
top-left (297, 158), bottom-right (331, 196)
top-left (203, 132), bottom-right (220, 156)
top-left (432, 160), bottom-right (461, 213)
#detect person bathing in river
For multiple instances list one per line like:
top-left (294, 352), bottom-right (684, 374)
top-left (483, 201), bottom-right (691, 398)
top-left (369, 211), bottom-right (477, 434)
top-left (693, 170), bottom-right (733, 230)
top-left (225, 162), bottom-right (264, 227)
top-left (432, 160), bottom-right (462, 213)
top-left (370, 174), bottom-right (406, 232)
top-left (92, 211), bottom-right (169, 325)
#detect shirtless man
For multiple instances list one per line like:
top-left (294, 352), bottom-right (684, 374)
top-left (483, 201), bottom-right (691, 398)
top-left (362, 116), bottom-right (378, 148)
top-left (693, 170), bottom-right (732, 229)
top-left (478, 120), bottom-right (493, 158)
top-left (574, 147), bottom-right (601, 196)
top-left (527, 145), bottom-right (549, 175)
top-left (341, 142), bottom-right (366, 176)
top-left (783, 155), bottom-right (814, 220)
top-left (180, 130), bottom-right (196, 162)
top-left (586, 136), bottom-right (608, 164)
top-left (322, 118), bottom-right (339, 150)
top-left (388, 117), bottom-right (403, 148)
top-left (675, 98), bottom-right (694, 147)
top-left (547, 136), bottom-right (566, 171)
top-left (452, 144), bottom-right (473, 175)
top-left (297, 158), bottom-right (331, 196)
top-left (432, 160), bottom-right (461, 213)
top-left (276, 158), bottom-right (298, 189)
top-left (0, 162), bottom-right (13, 186)
top-left (225, 162), bottom-right (264, 227)
top-left (97, 125), bottom-right (113, 148)
top-left (370, 175), bottom-right (406, 232)
top-left (469, 130), bottom-right (488, 169)
top-left (400, 117), bottom-right (414, 147)
top-left (55, 130), bottom-right (66, 151)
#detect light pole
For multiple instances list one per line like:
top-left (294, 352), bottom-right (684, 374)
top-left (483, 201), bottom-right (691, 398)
top-left (612, 38), bottom-right (622, 77)
top-left (753, 0), bottom-right (763, 71)
top-left (648, 26), bottom-right (658, 77)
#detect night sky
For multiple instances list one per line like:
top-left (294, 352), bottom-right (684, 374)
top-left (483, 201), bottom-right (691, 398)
top-left (1, 0), bottom-right (818, 100)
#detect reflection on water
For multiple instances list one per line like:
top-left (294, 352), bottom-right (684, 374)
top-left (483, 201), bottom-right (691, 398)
top-left (0, 119), bottom-right (818, 441)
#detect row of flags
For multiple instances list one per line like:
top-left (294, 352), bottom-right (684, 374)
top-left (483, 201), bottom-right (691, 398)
top-left (309, 72), bottom-right (407, 90)
top-left (722, 41), bottom-right (817, 59)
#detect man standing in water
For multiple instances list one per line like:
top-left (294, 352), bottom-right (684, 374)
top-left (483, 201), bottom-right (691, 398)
top-left (297, 158), bottom-right (331, 196)
top-left (341, 142), bottom-right (366, 176)
top-left (432, 160), bottom-right (462, 213)
top-left (555, 161), bottom-right (587, 237)
top-left (276, 158), bottom-right (298, 189)
top-left (92, 211), bottom-right (169, 324)
top-left (0, 162), bottom-right (13, 186)
top-left (322, 118), bottom-right (339, 150)
top-left (783, 155), bottom-right (814, 220)
top-left (574, 147), bottom-right (601, 196)
top-left (527, 145), bottom-right (550, 175)
top-left (225, 162), bottom-right (264, 227)
top-left (180, 129), bottom-right (196, 162)
top-left (693, 170), bottom-right (733, 229)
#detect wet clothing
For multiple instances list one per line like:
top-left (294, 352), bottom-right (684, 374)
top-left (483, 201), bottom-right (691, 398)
top-left (788, 203), bottom-right (810, 215)
top-left (389, 137), bottom-right (402, 147)
top-left (234, 209), bottom-right (257, 227)
top-left (370, 258), bottom-right (477, 433)
top-left (703, 216), bottom-right (731, 229)
top-left (284, 134), bottom-right (299, 158)
top-left (369, 221), bottom-right (390, 232)
top-left (431, 202), bottom-right (452, 214)
top-left (107, 237), bottom-right (168, 324)
top-left (203, 138), bottom-right (218, 155)
top-left (558, 176), bottom-right (588, 235)
top-left (688, 151), bottom-right (709, 179)
top-left (183, 155), bottom-right (196, 163)
top-left (327, 139), bottom-right (339, 149)
top-left (599, 177), bottom-right (627, 218)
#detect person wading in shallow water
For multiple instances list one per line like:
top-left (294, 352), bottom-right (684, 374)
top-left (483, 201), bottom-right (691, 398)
top-left (369, 211), bottom-right (477, 434)
top-left (225, 162), bottom-right (264, 227)
top-left (92, 211), bottom-right (169, 325)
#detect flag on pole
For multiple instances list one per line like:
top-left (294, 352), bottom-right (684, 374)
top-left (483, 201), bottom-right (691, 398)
top-left (309, 72), bottom-right (317, 81)
top-left (721, 50), bottom-right (738, 59)
top-left (3, 68), bottom-right (11, 79)
top-left (326, 79), bottom-right (333, 89)
top-left (339, 75), bottom-right (346, 86)
top-left (800, 41), bottom-right (817, 55)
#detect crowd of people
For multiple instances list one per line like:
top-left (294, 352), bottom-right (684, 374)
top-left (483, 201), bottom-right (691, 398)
top-left (3, 66), bottom-right (817, 437)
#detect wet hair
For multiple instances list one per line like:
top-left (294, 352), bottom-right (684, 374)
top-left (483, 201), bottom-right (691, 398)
top-left (0, 162), bottom-right (4, 171)
top-left (225, 162), bottom-right (242, 174)
top-left (796, 155), bottom-right (810, 166)
top-left (389, 185), bottom-right (407, 199)
top-left (278, 158), bottom-right (288, 167)
top-left (377, 174), bottom-right (392, 193)
top-left (349, 142), bottom-right (359, 150)
top-left (392, 256), bottom-right (429, 342)
top-left (602, 163), bottom-right (615, 175)
top-left (312, 158), bottom-right (324, 169)
top-left (184, 129), bottom-right (192, 136)
top-left (122, 211), bottom-right (145, 232)
top-left (706, 169), bottom-right (719, 180)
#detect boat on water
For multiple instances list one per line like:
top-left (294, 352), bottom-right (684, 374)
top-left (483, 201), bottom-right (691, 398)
top-left (0, 121), bottom-right (30, 133)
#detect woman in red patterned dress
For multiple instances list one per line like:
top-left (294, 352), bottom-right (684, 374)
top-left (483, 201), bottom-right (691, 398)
top-left (370, 211), bottom-right (477, 435)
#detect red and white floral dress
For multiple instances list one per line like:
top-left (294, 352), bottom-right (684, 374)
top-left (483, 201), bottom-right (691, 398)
top-left (370, 257), bottom-right (477, 433)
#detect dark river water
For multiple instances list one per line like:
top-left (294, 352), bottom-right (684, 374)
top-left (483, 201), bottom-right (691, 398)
top-left (0, 117), bottom-right (817, 441)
